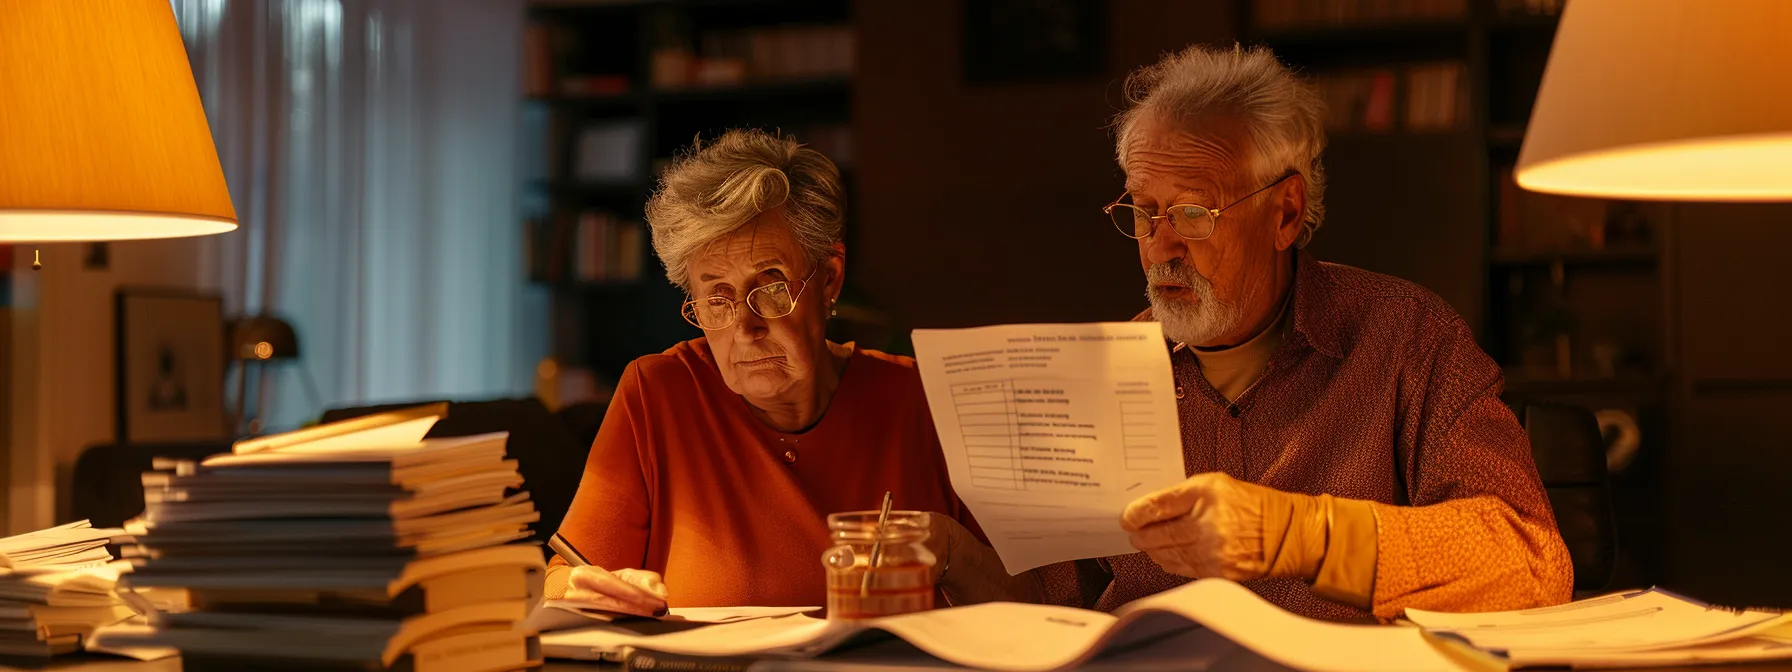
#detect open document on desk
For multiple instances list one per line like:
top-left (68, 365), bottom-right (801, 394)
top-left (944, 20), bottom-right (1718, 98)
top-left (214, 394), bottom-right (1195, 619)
top-left (911, 322), bottom-right (1186, 574)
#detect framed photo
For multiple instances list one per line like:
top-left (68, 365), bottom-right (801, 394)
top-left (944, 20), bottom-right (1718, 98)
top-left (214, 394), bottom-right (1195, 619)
top-left (115, 288), bottom-right (228, 444)
top-left (963, 0), bottom-right (1107, 84)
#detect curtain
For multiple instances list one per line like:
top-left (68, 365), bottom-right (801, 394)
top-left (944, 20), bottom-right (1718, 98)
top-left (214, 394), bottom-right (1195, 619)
top-left (173, 0), bottom-right (548, 430)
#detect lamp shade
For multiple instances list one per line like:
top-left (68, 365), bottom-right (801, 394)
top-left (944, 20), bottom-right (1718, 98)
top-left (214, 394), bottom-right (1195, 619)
top-left (0, 0), bottom-right (237, 241)
top-left (1516, 0), bottom-right (1792, 201)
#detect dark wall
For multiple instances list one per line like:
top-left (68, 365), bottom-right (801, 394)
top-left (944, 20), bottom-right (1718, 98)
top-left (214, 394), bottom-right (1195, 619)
top-left (852, 0), bottom-right (1239, 333)
top-left (1667, 202), bottom-right (1792, 606)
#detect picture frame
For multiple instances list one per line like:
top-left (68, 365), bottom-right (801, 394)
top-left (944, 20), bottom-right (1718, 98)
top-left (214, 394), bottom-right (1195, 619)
top-left (963, 0), bottom-right (1107, 84)
top-left (115, 288), bottom-right (228, 444)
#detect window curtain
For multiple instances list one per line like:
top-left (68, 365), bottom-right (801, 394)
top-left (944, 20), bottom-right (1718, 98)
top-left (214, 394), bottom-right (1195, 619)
top-left (172, 0), bottom-right (547, 430)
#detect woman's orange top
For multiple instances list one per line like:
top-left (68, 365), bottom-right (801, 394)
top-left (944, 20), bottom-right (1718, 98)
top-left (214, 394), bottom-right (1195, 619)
top-left (548, 338), bottom-right (978, 607)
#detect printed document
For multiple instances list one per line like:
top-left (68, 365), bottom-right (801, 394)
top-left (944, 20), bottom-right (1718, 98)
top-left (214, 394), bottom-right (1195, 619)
top-left (911, 322), bottom-right (1186, 574)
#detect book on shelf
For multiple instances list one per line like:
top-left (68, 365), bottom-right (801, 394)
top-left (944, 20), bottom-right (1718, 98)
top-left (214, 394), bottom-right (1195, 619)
top-left (653, 24), bottom-right (854, 90)
top-left (0, 521), bottom-right (136, 660)
top-left (556, 212), bottom-right (646, 285)
top-left (1311, 60), bottom-right (1465, 134)
top-left (1253, 0), bottom-right (1468, 32)
top-left (526, 211), bottom-right (647, 285)
top-left (1494, 0), bottom-right (1564, 17)
top-left (524, 19), bottom-right (632, 98)
top-left (96, 405), bottom-right (546, 672)
top-left (1403, 61), bottom-right (1466, 131)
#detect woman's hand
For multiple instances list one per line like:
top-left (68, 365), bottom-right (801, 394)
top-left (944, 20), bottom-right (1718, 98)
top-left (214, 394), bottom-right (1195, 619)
top-left (563, 566), bottom-right (669, 617)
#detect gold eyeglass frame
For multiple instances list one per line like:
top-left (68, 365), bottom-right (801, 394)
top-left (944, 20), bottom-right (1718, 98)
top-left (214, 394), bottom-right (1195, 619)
top-left (680, 264), bottom-right (823, 331)
top-left (1103, 170), bottom-right (1299, 240)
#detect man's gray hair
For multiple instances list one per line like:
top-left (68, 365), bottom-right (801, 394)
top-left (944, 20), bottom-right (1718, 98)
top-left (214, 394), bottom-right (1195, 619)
top-left (646, 129), bottom-right (844, 293)
top-left (1115, 44), bottom-right (1328, 247)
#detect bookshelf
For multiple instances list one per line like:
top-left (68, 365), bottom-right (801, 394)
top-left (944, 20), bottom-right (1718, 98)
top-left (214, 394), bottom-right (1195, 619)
top-left (1238, 0), bottom-right (1672, 392)
top-left (521, 0), bottom-right (856, 379)
top-left (1239, 0), bottom-right (1671, 590)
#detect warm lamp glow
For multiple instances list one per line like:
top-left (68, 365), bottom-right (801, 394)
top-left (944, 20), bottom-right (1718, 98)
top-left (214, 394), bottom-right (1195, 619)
top-left (1518, 134), bottom-right (1792, 202)
top-left (1516, 0), bottom-right (1792, 201)
top-left (0, 1), bottom-right (237, 242)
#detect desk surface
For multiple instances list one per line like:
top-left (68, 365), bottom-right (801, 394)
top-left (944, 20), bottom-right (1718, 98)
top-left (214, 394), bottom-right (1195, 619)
top-left (13, 654), bottom-right (1792, 672)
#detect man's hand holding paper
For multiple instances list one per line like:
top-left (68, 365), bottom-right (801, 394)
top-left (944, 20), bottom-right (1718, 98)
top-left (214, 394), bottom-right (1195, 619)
top-left (1120, 471), bottom-right (1379, 609)
top-left (911, 322), bottom-right (1190, 574)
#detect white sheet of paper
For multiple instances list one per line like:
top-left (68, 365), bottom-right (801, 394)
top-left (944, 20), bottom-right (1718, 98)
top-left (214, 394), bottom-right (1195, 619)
top-left (1506, 631), bottom-right (1792, 669)
top-left (1405, 589), bottom-right (1792, 653)
top-left (525, 601), bottom-right (821, 633)
top-left (911, 322), bottom-right (1187, 573)
top-left (541, 613), bottom-right (836, 660)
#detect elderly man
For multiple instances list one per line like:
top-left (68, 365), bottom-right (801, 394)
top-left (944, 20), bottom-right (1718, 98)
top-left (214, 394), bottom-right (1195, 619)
top-left (1041, 45), bottom-right (1574, 621)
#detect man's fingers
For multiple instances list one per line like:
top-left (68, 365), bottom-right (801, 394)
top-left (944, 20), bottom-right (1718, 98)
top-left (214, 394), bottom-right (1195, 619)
top-left (1127, 520), bottom-right (1199, 552)
top-left (1121, 473), bottom-right (1222, 532)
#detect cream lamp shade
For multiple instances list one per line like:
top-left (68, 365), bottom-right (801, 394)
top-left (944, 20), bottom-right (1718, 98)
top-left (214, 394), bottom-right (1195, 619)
top-left (1516, 0), bottom-right (1792, 201)
top-left (0, 0), bottom-right (237, 241)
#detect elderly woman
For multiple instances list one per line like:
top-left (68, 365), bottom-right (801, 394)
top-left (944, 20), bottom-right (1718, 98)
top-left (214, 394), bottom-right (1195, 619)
top-left (546, 129), bottom-right (1039, 613)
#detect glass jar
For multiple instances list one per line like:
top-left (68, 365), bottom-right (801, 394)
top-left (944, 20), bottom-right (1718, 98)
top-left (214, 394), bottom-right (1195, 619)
top-left (822, 510), bottom-right (935, 620)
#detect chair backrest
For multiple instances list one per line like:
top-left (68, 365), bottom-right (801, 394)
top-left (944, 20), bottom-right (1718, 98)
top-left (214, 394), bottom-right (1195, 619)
top-left (1518, 402), bottom-right (1617, 593)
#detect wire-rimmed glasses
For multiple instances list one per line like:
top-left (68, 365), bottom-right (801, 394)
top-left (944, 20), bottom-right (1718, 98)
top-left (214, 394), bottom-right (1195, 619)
top-left (680, 265), bottom-right (822, 330)
top-left (1103, 170), bottom-right (1299, 240)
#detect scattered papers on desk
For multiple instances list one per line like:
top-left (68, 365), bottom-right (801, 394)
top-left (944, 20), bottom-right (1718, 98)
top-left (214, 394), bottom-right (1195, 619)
top-left (84, 622), bottom-right (179, 661)
top-left (0, 521), bottom-right (136, 660)
top-left (524, 600), bottom-right (819, 633)
top-left (911, 322), bottom-right (1187, 574)
top-left (542, 578), bottom-right (1467, 672)
top-left (1407, 588), bottom-right (1792, 668)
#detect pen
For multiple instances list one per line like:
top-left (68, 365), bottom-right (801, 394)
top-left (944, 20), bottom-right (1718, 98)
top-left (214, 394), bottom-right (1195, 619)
top-left (861, 491), bottom-right (894, 598)
top-left (549, 532), bottom-right (591, 567)
top-left (551, 532), bottom-right (667, 617)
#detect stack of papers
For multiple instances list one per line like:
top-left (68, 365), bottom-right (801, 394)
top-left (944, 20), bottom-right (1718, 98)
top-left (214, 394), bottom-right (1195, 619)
top-left (98, 405), bottom-right (547, 672)
top-left (0, 521), bottom-right (135, 660)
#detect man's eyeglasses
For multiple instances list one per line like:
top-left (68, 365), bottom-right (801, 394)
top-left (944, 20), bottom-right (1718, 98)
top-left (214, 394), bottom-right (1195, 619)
top-left (681, 265), bottom-right (822, 331)
top-left (1103, 170), bottom-right (1299, 240)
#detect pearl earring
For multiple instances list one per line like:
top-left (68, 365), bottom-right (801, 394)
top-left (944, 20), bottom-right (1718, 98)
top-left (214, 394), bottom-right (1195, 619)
top-left (829, 299), bottom-right (837, 317)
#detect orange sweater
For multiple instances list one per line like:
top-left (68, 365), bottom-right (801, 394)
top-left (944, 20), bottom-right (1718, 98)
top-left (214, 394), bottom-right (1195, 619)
top-left (548, 339), bottom-right (977, 607)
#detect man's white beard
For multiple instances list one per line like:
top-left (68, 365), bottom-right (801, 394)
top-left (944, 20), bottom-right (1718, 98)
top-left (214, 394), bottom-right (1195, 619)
top-left (1147, 261), bottom-right (1244, 347)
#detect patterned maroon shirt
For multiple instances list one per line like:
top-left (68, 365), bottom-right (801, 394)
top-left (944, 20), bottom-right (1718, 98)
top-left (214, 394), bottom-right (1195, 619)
top-left (1040, 251), bottom-right (1574, 620)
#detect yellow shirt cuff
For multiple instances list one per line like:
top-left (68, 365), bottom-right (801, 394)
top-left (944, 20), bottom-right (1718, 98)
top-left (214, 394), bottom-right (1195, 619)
top-left (1312, 497), bottom-right (1378, 610)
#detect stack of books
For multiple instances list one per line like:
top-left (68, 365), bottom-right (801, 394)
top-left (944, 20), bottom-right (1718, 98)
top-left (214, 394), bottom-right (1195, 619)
top-left (104, 404), bottom-right (547, 672)
top-left (0, 521), bottom-right (135, 659)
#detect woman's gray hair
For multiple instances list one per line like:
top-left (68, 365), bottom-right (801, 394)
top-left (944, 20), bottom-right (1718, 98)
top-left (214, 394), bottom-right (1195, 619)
top-left (1115, 44), bottom-right (1328, 247)
top-left (646, 129), bottom-right (845, 293)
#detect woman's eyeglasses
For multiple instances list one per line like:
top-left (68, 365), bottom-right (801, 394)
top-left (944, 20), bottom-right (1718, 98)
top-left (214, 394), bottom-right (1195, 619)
top-left (1103, 170), bottom-right (1298, 240)
top-left (681, 265), bottom-right (822, 331)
